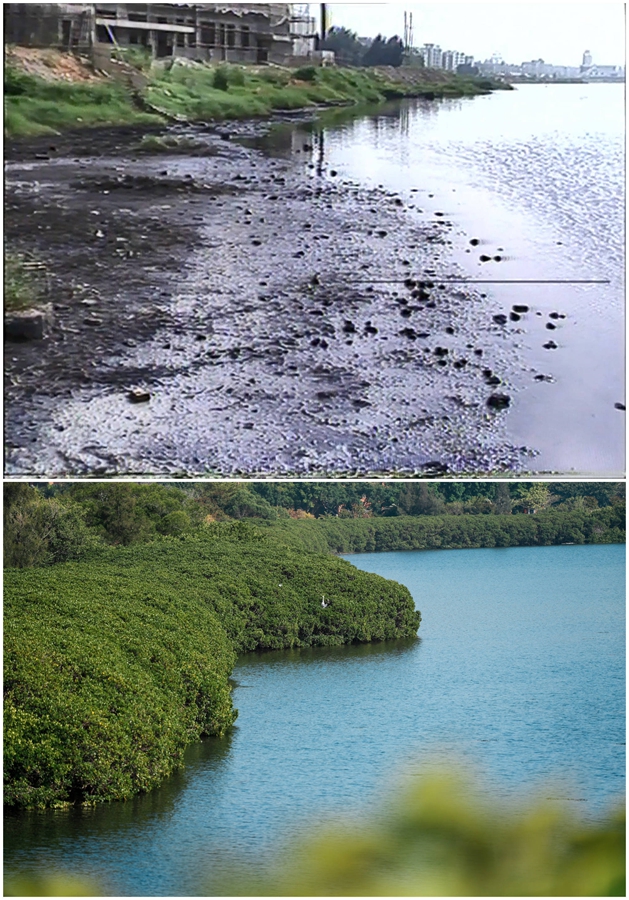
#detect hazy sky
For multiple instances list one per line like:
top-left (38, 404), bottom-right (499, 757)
top-left (324, 2), bottom-right (625, 66)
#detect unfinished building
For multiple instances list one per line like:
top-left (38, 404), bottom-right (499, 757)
top-left (4, 3), bottom-right (317, 64)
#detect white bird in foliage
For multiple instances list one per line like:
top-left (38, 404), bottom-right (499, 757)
top-left (321, 596), bottom-right (329, 608)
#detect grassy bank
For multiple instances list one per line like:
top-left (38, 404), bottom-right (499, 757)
top-left (261, 506), bottom-right (626, 554)
top-left (4, 524), bottom-right (419, 808)
top-left (4, 58), bottom-right (505, 138)
top-left (4, 66), bottom-right (158, 137)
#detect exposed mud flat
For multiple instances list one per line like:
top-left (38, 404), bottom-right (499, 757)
top-left (4, 122), bottom-right (536, 476)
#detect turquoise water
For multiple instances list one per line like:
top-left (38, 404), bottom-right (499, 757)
top-left (4, 543), bottom-right (625, 895)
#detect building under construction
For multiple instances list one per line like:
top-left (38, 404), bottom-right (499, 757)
top-left (4, 3), bottom-right (318, 65)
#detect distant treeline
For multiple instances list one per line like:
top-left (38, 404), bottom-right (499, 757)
top-left (5, 526), bottom-right (418, 808)
top-left (321, 27), bottom-right (406, 67)
top-left (260, 506), bottom-right (626, 555)
top-left (4, 482), bottom-right (625, 568)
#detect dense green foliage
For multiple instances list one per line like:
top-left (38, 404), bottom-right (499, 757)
top-left (4, 484), bottom-right (100, 568)
top-left (4, 525), bottom-right (419, 808)
top-left (5, 483), bottom-right (624, 569)
top-left (223, 768), bottom-right (626, 896)
top-left (264, 506), bottom-right (626, 555)
top-left (249, 481), bottom-right (625, 517)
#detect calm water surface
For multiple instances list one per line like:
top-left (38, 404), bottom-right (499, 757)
top-left (316, 84), bottom-right (625, 474)
top-left (5, 543), bottom-right (625, 894)
top-left (259, 83), bottom-right (623, 474)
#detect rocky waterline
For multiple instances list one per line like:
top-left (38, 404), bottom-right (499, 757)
top-left (4, 118), bottom-right (537, 476)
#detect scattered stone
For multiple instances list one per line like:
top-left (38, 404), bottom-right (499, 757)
top-left (128, 388), bottom-right (150, 403)
top-left (614, 402), bottom-right (625, 411)
top-left (434, 346), bottom-right (448, 356)
top-left (513, 304), bottom-right (529, 313)
top-left (343, 321), bottom-right (356, 334)
top-left (83, 316), bottom-right (103, 326)
top-left (376, 230), bottom-right (388, 238)
top-left (400, 327), bottom-right (417, 340)
top-left (479, 254), bottom-right (491, 262)
top-left (469, 238), bottom-right (480, 246)
top-left (493, 255), bottom-right (502, 262)
top-left (493, 314), bottom-right (508, 326)
top-left (510, 312), bottom-right (521, 322)
top-left (543, 340), bottom-right (558, 350)
top-left (487, 393), bottom-right (511, 410)
top-left (546, 322), bottom-right (556, 330)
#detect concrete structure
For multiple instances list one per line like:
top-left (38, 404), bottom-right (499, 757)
top-left (419, 43), bottom-right (467, 71)
top-left (419, 42), bottom-right (442, 68)
top-left (4, 3), bottom-right (317, 64)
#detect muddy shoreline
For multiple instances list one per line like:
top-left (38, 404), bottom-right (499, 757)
top-left (4, 117), bottom-right (534, 476)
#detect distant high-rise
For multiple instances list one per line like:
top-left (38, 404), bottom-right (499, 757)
top-left (420, 42), bottom-right (443, 68)
top-left (582, 49), bottom-right (592, 68)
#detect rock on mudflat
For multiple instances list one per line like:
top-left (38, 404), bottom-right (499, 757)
top-left (128, 388), bottom-right (151, 403)
top-left (5, 304), bottom-right (52, 341)
top-left (487, 393), bottom-right (511, 410)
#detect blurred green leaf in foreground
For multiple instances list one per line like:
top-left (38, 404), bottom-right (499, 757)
top-left (221, 767), bottom-right (626, 896)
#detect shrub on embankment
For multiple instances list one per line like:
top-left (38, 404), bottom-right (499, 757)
top-left (263, 506), bottom-right (626, 554)
top-left (4, 524), bottom-right (419, 809)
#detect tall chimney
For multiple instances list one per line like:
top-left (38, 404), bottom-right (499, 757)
top-left (321, 3), bottom-right (327, 42)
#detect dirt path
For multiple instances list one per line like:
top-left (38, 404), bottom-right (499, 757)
top-left (4, 121), bottom-right (532, 476)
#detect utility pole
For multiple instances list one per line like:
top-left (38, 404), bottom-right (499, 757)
top-left (320, 3), bottom-right (327, 43)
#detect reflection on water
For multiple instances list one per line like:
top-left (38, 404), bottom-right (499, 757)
top-left (244, 84), bottom-right (625, 475)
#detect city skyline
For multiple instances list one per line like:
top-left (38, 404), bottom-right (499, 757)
top-left (327, 2), bottom-right (625, 68)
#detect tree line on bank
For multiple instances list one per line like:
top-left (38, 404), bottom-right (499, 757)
top-left (322, 27), bottom-right (406, 67)
top-left (4, 482), bottom-right (625, 569)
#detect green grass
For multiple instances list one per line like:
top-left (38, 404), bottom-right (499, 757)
top-left (4, 252), bottom-right (48, 311)
top-left (4, 69), bottom-right (161, 137)
top-left (4, 525), bottom-right (419, 808)
top-left (4, 62), bottom-right (506, 137)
